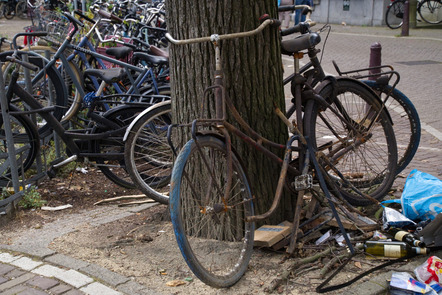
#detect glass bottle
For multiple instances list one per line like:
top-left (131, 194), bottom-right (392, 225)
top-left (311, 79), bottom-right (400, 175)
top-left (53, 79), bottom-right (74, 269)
top-left (364, 240), bottom-right (429, 258)
top-left (387, 228), bottom-right (426, 248)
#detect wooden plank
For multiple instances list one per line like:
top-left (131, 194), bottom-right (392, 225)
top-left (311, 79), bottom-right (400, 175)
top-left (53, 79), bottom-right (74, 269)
top-left (254, 224), bottom-right (292, 247)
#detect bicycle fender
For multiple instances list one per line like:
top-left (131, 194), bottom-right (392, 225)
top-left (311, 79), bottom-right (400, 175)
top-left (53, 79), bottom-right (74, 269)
top-left (123, 100), bottom-right (171, 142)
top-left (315, 76), bottom-right (394, 125)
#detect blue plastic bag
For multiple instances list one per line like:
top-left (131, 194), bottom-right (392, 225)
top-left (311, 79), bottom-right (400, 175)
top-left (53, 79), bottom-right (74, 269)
top-left (383, 169), bottom-right (442, 222)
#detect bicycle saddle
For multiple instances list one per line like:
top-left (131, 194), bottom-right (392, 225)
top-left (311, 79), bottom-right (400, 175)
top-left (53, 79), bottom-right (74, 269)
top-left (281, 33), bottom-right (321, 55)
top-left (149, 45), bottom-right (169, 59)
top-left (133, 52), bottom-right (168, 66)
top-left (105, 46), bottom-right (133, 60)
top-left (84, 67), bottom-right (127, 84)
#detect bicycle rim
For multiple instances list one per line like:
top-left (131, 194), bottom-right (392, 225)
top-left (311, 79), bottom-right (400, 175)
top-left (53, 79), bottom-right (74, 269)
top-left (0, 106), bottom-right (40, 185)
top-left (386, 1), bottom-right (405, 29)
top-left (306, 79), bottom-right (397, 206)
top-left (418, 0), bottom-right (442, 24)
top-left (363, 80), bottom-right (420, 175)
top-left (170, 136), bottom-right (255, 288)
top-left (125, 102), bottom-right (172, 205)
top-left (93, 105), bottom-right (146, 189)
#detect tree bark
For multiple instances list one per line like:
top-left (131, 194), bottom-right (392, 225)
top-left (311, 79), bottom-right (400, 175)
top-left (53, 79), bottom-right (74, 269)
top-left (166, 0), bottom-right (293, 223)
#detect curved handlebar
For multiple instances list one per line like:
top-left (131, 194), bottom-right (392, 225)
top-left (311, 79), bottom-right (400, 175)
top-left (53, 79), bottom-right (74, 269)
top-left (165, 18), bottom-right (280, 45)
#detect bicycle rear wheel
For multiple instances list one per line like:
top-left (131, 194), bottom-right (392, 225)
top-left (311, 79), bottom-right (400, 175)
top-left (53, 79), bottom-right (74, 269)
top-left (363, 80), bottom-right (420, 174)
top-left (0, 105), bottom-right (40, 185)
top-left (305, 79), bottom-right (397, 206)
top-left (386, 0), bottom-right (405, 29)
top-left (92, 104), bottom-right (147, 189)
top-left (418, 0), bottom-right (442, 24)
top-left (170, 135), bottom-right (255, 288)
top-left (124, 101), bottom-right (172, 205)
top-left (3, 2), bottom-right (15, 19)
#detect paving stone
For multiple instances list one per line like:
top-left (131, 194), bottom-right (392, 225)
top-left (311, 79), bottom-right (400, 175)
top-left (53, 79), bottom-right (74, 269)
top-left (32, 264), bottom-right (66, 278)
top-left (11, 256), bottom-right (43, 271)
top-left (0, 276), bottom-right (8, 284)
top-left (4, 268), bottom-right (25, 279)
top-left (64, 289), bottom-right (86, 295)
top-left (80, 282), bottom-right (123, 295)
top-left (16, 287), bottom-right (48, 295)
top-left (0, 252), bottom-right (20, 263)
top-left (44, 254), bottom-right (89, 270)
top-left (0, 273), bottom-right (35, 291)
top-left (26, 275), bottom-right (59, 290)
top-left (49, 283), bottom-right (72, 295)
top-left (80, 264), bottom-right (129, 287)
top-left (0, 264), bottom-right (15, 275)
top-left (54, 269), bottom-right (93, 288)
top-left (0, 284), bottom-right (29, 295)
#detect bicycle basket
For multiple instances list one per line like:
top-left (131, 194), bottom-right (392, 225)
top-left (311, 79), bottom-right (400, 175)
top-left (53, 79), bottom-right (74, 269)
top-left (41, 11), bottom-right (77, 45)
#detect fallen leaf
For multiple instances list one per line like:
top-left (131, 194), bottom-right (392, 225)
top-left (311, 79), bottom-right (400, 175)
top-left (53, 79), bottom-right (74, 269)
top-left (166, 280), bottom-right (186, 287)
top-left (354, 261), bottom-right (362, 269)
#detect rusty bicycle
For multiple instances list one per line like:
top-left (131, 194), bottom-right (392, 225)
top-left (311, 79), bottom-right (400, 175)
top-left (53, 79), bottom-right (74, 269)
top-left (165, 15), bottom-right (397, 288)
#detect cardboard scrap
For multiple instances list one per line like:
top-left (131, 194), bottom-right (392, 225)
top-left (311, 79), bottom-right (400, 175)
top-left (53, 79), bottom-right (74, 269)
top-left (254, 222), bottom-right (291, 247)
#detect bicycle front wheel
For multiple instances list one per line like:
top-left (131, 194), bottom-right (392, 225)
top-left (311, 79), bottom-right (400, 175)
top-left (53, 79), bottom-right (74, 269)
top-left (363, 80), bottom-right (420, 174)
top-left (305, 79), bottom-right (397, 206)
top-left (124, 102), bottom-right (172, 205)
top-left (170, 135), bottom-right (255, 288)
top-left (418, 0), bottom-right (442, 24)
top-left (386, 0), bottom-right (405, 29)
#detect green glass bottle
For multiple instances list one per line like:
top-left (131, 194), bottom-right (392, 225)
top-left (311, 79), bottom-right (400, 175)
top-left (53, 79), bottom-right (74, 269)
top-left (364, 240), bottom-right (429, 258)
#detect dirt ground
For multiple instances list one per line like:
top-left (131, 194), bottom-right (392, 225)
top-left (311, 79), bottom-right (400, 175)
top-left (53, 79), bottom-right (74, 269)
top-left (0, 166), bottom-right (409, 295)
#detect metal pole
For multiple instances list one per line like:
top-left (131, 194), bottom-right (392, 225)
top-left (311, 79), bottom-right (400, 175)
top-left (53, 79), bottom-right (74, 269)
top-left (402, 1), bottom-right (410, 36)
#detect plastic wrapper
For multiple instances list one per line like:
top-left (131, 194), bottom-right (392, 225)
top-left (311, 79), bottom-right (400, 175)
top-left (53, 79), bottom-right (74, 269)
top-left (415, 256), bottom-right (442, 285)
top-left (382, 206), bottom-right (416, 230)
top-left (390, 272), bottom-right (437, 295)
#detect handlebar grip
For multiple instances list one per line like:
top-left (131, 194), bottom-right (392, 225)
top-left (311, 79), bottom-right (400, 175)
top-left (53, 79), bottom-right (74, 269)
top-left (278, 5), bottom-right (296, 12)
top-left (63, 12), bottom-right (84, 28)
top-left (98, 9), bottom-right (123, 23)
top-left (6, 56), bottom-right (39, 71)
top-left (259, 15), bottom-right (281, 27)
top-left (280, 22), bottom-right (311, 36)
top-left (74, 10), bottom-right (96, 24)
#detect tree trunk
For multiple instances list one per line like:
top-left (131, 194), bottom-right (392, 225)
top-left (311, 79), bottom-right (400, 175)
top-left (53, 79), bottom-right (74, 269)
top-left (167, 0), bottom-right (294, 223)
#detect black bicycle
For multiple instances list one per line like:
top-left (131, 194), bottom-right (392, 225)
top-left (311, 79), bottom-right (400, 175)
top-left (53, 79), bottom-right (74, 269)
top-left (386, 0), bottom-right (442, 29)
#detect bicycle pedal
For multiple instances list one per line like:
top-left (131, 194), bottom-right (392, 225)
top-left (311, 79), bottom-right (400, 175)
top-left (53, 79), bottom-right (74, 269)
top-left (292, 174), bottom-right (313, 191)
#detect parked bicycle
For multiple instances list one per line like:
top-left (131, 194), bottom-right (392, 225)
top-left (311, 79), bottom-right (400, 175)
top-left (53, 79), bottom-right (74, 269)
top-left (386, 0), bottom-right (442, 29)
top-left (165, 12), bottom-right (397, 288)
top-left (0, 25), bottom-right (168, 188)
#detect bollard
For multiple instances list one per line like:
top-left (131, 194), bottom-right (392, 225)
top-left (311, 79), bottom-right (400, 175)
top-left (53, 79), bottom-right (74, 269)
top-left (368, 42), bottom-right (382, 80)
top-left (402, 1), bottom-right (410, 36)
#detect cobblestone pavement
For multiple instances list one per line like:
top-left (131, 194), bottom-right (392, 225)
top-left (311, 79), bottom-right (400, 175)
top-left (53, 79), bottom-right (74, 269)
top-left (1, 17), bottom-right (441, 295)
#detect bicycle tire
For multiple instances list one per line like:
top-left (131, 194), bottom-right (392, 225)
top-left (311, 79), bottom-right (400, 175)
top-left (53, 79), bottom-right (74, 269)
top-left (124, 101), bottom-right (172, 205)
top-left (386, 0), bottom-right (405, 29)
top-left (0, 3), bottom-right (5, 19)
top-left (0, 50), bottom-right (68, 138)
top-left (418, 0), bottom-right (442, 24)
top-left (3, 46), bottom-right (83, 123)
top-left (363, 80), bottom-right (420, 175)
top-left (0, 105), bottom-right (40, 185)
top-left (3, 2), bottom-right (15, 19)
top-left (92, 104), bottom-right (148, 189)
top-left (305, 79), bottom-right (397, 206)
top-left (15, 0), bottom-right (27, 19)
top-left (170, 135), bottom-right (255, 288)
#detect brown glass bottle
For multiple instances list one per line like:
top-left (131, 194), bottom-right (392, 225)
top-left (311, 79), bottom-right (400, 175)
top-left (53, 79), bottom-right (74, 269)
top-left (364, 240), bottom-right (429, 258)
top-left (387, 228), bottom-right (426, 248)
